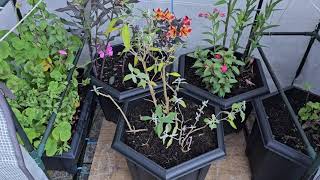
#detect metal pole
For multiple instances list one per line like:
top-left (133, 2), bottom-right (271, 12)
top-left (262, 31), bottom-right (314, 36)
top-left (294, 21), bottom-right (320, 81)
top-left (257, 46), bottom-right (316, 159)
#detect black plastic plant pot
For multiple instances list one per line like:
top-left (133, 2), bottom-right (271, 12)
top-left (245, 86), bottom-right (318, 180)
top-left (178, 47), bottom-right (268, 134)
top-left (42, 90), bottom-right (96, 173)
top-left (112, 90), bottom-right (226, 180)
top-left (91, 44), bottom-right (172, 123)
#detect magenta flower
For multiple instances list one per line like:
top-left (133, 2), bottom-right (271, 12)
top-left (97, 43), bottom-right (113, 59)
top-left (213, 8), bottom-right (219, 13)
top-left (220, 64), bottom-right (228, 73)
top-left (198, 12), bottom-right (209, 18)
top-left (198, 12), bottom-right (204, 17)
top-left (219, 12), bottom-right (225, 17)
top-left (105, 43), bottom-right (113, 57)
top-left (58, 50), bottom-right (67, 55)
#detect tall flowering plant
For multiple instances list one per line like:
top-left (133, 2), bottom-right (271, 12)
top-left (119, 9), bottom-right (245, 152)
top-left (192, 0), bottom-right (282, 97)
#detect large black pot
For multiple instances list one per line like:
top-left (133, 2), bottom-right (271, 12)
top-left (246, 86), bottom-right (318, 180)
top-left (178, 47), bottom-right (269, 134)
top-left (91, 45), bottom-right (171, 123)
top-left (42, 90), bottom-right (96, 173)
top-left (112, 90), bottom-right (226, 180)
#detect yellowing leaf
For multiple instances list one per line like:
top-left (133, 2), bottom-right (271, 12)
top-left (105, 18), bottom-right (120, 35)
top-left (169, 72), bottom-right (181, 77)
top-left (121, 24), bottom-right (131, 51)
top-left (134, 55), bottom-right (139, 67)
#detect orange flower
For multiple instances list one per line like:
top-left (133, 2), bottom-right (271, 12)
top-left (154, 8), bottom-right (165, 20)
top-left (163, 9), bottom-right (175, 22)
top-left (179, 25), bottom-right (192, 37)
top-left (166, 25), bottom-right (177, 39)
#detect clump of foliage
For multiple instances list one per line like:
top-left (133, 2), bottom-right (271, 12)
top-left (0, 1), bottom-right (82, 156)
top-left (193, 0), bottom-right (281, 97)
top-left (119, 9), bottom-right (246, 152)
top-left (56, 0), bottom-right (138, 80)
top-left (299, 101), bottom-right (320, 150)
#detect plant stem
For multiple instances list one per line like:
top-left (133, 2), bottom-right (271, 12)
top-left (161, 67), bottom-right (170, 114)
top-left (141, 53), bottom-right (158, 107)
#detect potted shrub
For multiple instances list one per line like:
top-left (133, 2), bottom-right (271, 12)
top-left (102, 9), bottom-right (247, 180)
top-left (0, 2), bottom-right (95, 173)
top-left (178, 0), bottom-right (282, 133)
top-left (246, 86), bottom-right (319, 180)
top-left (56, 0), bottom-right (169, 122)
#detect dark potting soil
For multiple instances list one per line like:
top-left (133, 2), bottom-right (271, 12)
top-left (97, 46), bottom-right (163, 92)
top-left (184, 53), bottom-right (263, 99)
top-left (263, 88), bottom-right (320, 153)
top-left (124, 95), bottom-right (218, 169)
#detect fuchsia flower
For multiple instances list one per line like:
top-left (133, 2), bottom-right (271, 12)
top-left (182, 16), bottom-right (192, 26)
top-left (220, 64), bottom-right (228, 73)
top-left (213, 8), bottom-right (219, 13)
top-left (198, 12), bottom-right (209, 18)
top-left (98, 43), bottom-right (113, 59)
top-left (219, 12), bottom-right (225, 17)
top-left (58, 50), bottom-right (67, 55)
top-left (214, 54), bottom-right (222, 59)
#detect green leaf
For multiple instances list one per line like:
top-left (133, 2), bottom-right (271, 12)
top-left (105, 18), bottom-right (120, 35)
top-left (0, 41), bottom-right (11, 59)
top-left (121, 24), bottom-right (131, 51)
top-left (169, 72), bottom-right (181, 77)
top-left (228, 120), bottom-right (237, 129)
top-left (11, 37), bottom-right (26, 50)
top-left (140, 116), bottom-right (152, 121)
top-left (45, 137), bottom-right (58, 157)
top-left (128, 63), bottom-right (133, 72)
top-left (123, 74), bottom-right (132, 81)
top-left (231, 66), bottom-right (240, 75)
top-left (134, 55), bottom-right (139, 66)
top-left (0, 59), bottom-right (12, 80)
top-left (214, 0), bottom-right (227, 5)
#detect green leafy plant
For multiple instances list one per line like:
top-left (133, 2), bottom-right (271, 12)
top-left (192, 49), bottom-right (245, 97)
top-left (0, 2), bottom-right (82, 156)
top-left (193, 0), bottom-right (282, 97)
top-left (298, 101), bottom-right (320, 150)
top-left (116, 9), bottom-right (246, 152)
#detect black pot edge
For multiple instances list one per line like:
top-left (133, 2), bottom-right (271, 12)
top-left (178, 51), bottom-right (270, 109)
top-left (251, 94), bottom-right (313, 168)
top-left (111, 91), bottom-right (226, 180)
top-left (42, 89), bottom-right (96, 172)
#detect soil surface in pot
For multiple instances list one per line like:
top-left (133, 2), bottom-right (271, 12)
top-left (124, 95), bottom-right (218, 169)
top-left (97, 45), bottom-right (164, 92)
top-left (263, 88), bottom-right (320, 153)
top-left (184, 51), bottom-right (263, 99)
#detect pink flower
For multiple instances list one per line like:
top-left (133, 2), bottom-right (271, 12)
top-left (97, 43), bottom-right (113, 59)
top-left (105, 43), bottom-right (113, 57)
top-left (214, 54), bottom-right (222, 59)
top-left (219, 12), bottom-right (225, 17)
top-left (198, 12), bottom-right (209, 18)
top-left (58, 50), bottom-right (67, 55)
top-left (220, 64), bottom-right (228, 73)
top-left (98, 50), bottom-right (105, 58)
top-left (213, 8), bottom-right (219, 13)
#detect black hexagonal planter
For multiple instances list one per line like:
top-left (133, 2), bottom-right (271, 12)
top-left (112, 90), bottom-right (226, 180)
top-left (246, 86), bottom-right (319, 180)
top-left (178, 47), bottom-right (269, 134)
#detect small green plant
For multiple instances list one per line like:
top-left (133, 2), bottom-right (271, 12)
top-left (0, 2), bottom-right (82, 156)
top-left (193, 0), bottom-right (282, 97)
top-left (298, 101), bottom-right (320, 150)
top-left (192, 49), bottom-right (245, 97)
top-left (117, 9), bottom-right (246, 152)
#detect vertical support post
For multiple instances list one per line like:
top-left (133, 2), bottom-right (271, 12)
top-left (170, 0), bottom-right (174, 13)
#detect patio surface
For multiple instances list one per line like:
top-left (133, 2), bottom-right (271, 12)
top-left (88, 110), bottom-right (251, 180)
